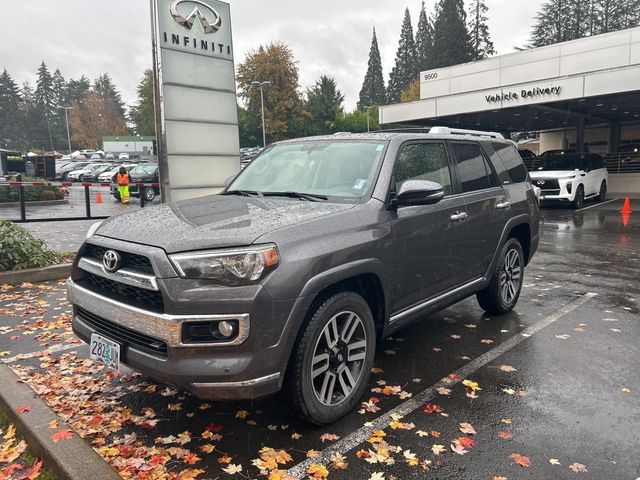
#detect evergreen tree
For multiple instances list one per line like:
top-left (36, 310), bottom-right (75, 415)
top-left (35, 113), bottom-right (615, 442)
top-left (304, 75), bottom-right (344, 135)
top-left (21, 82), bottom-right (40, 149)
top-left (35, 61), bottom-right (55, 150)
top-left (129, 69), bottom-right (156, 136)
top-left (431, 0), bottom-right (473, 68)
top-left (594, 0), bottom-right (625, 33)
top-left (94, 73), bottom-right (126, 119)
top-left (468, 0), bottom-right (495, 61)
top-left (51, 69), bottom-right (67, 149)
top-left (387, 8), bottom-right (417, 104)
top-left (415, 2), bottom-right (435, 72)
top-left (66, 76), bottom-right (91, 104)
top-left (0, 70), bottom-right (22, 148)
top-left (358, 27), bottom-right (386, 109)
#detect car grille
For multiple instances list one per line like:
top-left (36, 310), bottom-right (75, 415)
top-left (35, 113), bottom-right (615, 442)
top-left (78, 272), bottom-right (165, 313)
top-left (84, 244), bottom-right (154, 275)
top-left (533, 178), bottom-right (559, 190)
top-left (77, 307), bottom-right (168, 358)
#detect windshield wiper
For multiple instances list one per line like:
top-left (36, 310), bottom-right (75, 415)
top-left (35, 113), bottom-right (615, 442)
top-left (262, 191), bottom-right (328, 202)
top-left (222, 190), bottom-right (262, 197)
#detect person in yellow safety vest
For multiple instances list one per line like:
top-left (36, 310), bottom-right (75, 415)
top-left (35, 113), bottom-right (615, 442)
top-left (116, 166), bottom-right (131, 204)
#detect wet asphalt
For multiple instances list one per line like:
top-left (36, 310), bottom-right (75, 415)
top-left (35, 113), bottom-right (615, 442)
top-left (0, 197), bottom-right (638, 479)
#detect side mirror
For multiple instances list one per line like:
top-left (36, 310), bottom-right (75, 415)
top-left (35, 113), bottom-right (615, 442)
top-left (224, 175), bottom-right (236, 187)
top-left (396, 180), bottom-right (445, 207)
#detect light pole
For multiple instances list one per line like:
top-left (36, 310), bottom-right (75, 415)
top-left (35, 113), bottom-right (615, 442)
top-left (250, 81), bottom-right (271, 148)
top-left (363, 106), bottom-right (371, 132)
top-left (56, 105), bottom-right (73, 155)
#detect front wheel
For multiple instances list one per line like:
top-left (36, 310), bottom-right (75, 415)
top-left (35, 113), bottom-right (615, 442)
top-left (143, 186), bottom-right (156, 202)
top-left (572, 185), bottom-right (584, 209)
top-left (596, 181), bottom-right (607, 202)
top-left (284, 292), bottom-right (376, 425)
top-left (477, 238), bottom-right (524, 314)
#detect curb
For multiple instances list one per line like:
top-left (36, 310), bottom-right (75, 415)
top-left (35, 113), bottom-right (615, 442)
top-left (0, 263), bottom-right (72, 286)
top-left (0, 362), bottom-right (120, 480)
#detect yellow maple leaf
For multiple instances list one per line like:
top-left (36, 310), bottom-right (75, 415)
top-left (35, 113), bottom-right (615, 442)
top-left (307, 463), bottom-right (329, 478)
top-left (462, 379), bottom-right (482, 391)
top-left (200, 444), bottom-right (215, 453)
top-left (235, 409), bottom-right (249, 419)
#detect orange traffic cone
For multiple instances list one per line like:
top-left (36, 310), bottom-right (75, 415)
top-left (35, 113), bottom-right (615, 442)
top-left (621, 197), bottom-right (632, 213)
top-left (96, 191), bottom-right (102, 204)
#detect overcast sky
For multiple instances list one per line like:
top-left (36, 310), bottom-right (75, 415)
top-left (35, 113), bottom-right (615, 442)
top-left (1, 0), bottom-right (541, 111)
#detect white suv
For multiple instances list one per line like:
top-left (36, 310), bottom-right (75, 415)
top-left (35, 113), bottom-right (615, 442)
top-left (529, 151), bottom-right (608, 209)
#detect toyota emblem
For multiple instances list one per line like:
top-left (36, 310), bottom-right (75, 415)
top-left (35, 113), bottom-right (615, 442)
top-left (102, 250), bottom-right (121, 273)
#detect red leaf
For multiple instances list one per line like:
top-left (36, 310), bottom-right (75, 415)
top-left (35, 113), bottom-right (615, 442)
top-left (19, 460), bottom-right (42, 480)
top-left (51, 429), bottom-right (73, 442)
top-left (205, 423), bottom-right (224, 433)
top-left (15, 405), bottom-right (32, 414)
top-left (510, 453), bottom-right (531, 467)
top-left (2, 464), bottom-right (24, 476)
top-left (458, 436), bottom-right (475, 449)
top-left (498, 431), bottom-right (513, 439)
top-left (422, 404), bottom-right (443, 414)
top-left (369, 397), bottom-right (380, 403)
top-left (449, 373), bottom-right (459, 379)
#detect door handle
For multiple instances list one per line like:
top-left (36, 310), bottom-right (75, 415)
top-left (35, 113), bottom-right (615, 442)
top-left (496, 200), bottom-right (511, 210)
top-left (450, 211), bottom-right (468, 222)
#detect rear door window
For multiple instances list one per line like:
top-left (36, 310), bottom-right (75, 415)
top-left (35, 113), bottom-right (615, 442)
top-left (451, 143), bottom-right (497, 193)
top-left (491, 142), bottom-right (529, 183)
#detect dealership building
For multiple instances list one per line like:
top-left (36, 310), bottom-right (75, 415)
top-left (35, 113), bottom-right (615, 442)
top-left (379, 27), bottom-right (640, 194)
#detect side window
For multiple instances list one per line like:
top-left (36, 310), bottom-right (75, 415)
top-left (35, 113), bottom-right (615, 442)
top-left (581, 155), bottom-right (592, 171)
top-left (451, 143), bottom-right (497, 193)
top-left (394, 142), bottom-right (453, 196)
top-left (591, 154), bottom-right (604, 169)
top-left (491, 142), bottom-right (529, 183)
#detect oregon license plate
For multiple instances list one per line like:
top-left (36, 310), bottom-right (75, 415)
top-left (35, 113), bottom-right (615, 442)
top-left (90, 334), bottom-right (121, 372)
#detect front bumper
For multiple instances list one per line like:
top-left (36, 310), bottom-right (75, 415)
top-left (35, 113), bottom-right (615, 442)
top-left (68, 279), bottom-right (283, 400)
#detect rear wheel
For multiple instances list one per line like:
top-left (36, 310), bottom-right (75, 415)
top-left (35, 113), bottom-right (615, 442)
top-left (477, 238), bottom-right (524, 314)
top-left (596, 181), bottom-right (607, 202)
top-left (284, 292), bottom-right (376, 425)
top-left (572, 185), bottom-right (584, 209)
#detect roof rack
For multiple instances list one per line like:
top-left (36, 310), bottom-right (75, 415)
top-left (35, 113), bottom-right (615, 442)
top-left (429, 126), bottom-right (504, 139)
top-left (370, 127), bottom-right (433, 134)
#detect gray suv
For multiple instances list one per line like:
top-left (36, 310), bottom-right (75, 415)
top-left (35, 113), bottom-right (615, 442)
top-left (68, 127), bottom-right (539, 424)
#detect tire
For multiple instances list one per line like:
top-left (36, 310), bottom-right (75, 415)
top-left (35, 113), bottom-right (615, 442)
top-left (143, 186), bottom-right (156, 202)
top-left (477, 238), bottom-right (524, 315)
top-left (572, 185), bottom-right (584, 209)
top-left (284, 292), bottom-right (376, 425)
top-left (596, 181), bottom-right (606, 202)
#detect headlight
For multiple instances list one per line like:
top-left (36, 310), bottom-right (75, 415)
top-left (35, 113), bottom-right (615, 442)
top-left (169, 244), bottom-right (279, 285)
top-left (86, 221), bottom-right (103, 239)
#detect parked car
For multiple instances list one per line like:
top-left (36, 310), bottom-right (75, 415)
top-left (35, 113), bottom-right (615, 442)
top-left (81, 165), bottom-right (115, 182)
top-left (69, 127), bottom-right (540, 425)
top-left (105, 153), bottom-right (115, 160)
top-left (67, 163), bottom-right (111, 182)
top-left (98, 164), bottom-right (137, 184)
top-left (517, 148), bottom-right (537, 169)
top-left (529, 152), bottom-right (608, 208)
top-left (55, 161), bottom-right (90, 180)
top-left (90, 153), bottom-right (103, 161)
top-left (110, 164), bottom-right (158, 201)
top-left (119, 153), bottom-right (130, 160)
top-left (618, 143), bottom-right (640, 165)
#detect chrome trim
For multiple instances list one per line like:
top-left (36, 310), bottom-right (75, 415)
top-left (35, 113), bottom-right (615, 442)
top-left (68, 279), bottom-right (250, 347)
top-left (78, 257), bottom-right (159, 291)
top-left (191, 372), bottom-right (280, 388)
top-left (389, 277), bottom-right (486, 324)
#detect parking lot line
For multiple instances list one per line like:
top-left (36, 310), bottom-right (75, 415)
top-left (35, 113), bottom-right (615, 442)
top-left (287, 292), bottom-right (597, 477)
top-left (575, 198), bottom-right (618, 212)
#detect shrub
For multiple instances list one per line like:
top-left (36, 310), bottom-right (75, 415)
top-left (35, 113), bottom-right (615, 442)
top-left (39, 190), bottom-right (55, 201)
top-left (0, 221), bottom-right (64, 272)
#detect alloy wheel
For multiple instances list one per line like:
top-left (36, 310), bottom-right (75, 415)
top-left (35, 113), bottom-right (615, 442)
top-left (499, 248), bottom-right (521, 305)
top-left (311, 311), bottom-right (367, 406)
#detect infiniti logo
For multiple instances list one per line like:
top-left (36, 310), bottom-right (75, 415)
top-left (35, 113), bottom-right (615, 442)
top-left (102, 250), bottom-right (122, 274)
top-left (170, 0), bottom-right (222, 34)
top-left (537, 180), bottom-right (546, 185)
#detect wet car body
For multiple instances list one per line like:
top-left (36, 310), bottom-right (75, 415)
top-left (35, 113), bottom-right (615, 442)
top-left (69, 130), bottom-right (540, 423)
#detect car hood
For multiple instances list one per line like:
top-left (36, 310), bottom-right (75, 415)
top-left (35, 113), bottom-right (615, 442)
top-left (94, 194), bottom-right (355, 253)
top-left (529, 170), bottom-right (580, 179)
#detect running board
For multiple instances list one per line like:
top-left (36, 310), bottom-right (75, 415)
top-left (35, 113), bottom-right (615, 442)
top-left (389, 277), bottom-right (486, 324)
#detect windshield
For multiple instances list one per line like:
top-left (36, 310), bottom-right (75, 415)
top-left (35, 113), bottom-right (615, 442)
top-left (228, 140), bottom-right (386, 199)
top-left (130, 164), bottom-right (157, 175)
top-left (535, 154), bottom-right (581, 171)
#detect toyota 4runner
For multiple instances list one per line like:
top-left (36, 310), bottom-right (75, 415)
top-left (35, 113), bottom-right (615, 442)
top-left (69, 127), bottom-right (540, 424)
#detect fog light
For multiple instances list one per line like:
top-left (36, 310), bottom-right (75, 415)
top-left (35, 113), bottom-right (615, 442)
top-left (217, 321), bottom-right (235, 338)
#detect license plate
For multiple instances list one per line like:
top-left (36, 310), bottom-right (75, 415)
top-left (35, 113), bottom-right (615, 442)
top-left (90, 334), bottom-right (121, 372)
